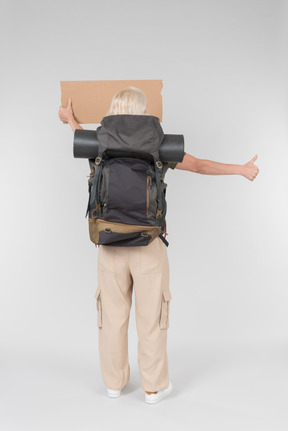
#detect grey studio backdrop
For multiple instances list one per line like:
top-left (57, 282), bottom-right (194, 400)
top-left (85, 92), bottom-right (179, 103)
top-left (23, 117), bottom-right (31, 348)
top-left (0, 1), bottom-right (288, 431)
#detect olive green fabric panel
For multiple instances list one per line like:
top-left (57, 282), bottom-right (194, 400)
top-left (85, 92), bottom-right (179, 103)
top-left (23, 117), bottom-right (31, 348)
top-left (167, 152), bottom-right (186, 169)
top-left (167, 162), bottom-right (177, 169)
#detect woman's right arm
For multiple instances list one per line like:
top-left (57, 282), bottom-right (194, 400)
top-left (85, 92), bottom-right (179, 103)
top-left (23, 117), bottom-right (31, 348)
top-left (175, 153), bottom-right (259, 181)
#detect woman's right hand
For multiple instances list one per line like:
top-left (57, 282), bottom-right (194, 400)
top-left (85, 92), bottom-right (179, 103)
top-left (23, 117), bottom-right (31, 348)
top-left (241, 155), bottom-right (259, 181)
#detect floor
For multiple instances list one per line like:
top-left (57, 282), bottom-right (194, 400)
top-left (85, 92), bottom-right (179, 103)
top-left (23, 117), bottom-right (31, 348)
top-left (1, 340), bottom-right (287, 431)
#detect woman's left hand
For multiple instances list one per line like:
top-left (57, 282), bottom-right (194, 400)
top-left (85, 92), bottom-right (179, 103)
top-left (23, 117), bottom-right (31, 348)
top-left (58, 98), bottom-right (74, 123)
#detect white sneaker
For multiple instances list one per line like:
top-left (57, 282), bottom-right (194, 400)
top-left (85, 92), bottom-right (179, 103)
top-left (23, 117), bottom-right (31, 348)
top-left (145, 381), bottom-right (173, 404)
top-left (107, 387), bottom-right (121, 398)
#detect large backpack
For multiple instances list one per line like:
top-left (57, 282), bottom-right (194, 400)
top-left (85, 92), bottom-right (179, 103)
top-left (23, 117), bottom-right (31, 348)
top-left (86, 114), bottom-right (170, 247)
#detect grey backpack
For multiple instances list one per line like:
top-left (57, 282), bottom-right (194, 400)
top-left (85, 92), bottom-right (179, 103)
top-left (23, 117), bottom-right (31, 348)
top-left (86, 114), bottom-right (169, 247)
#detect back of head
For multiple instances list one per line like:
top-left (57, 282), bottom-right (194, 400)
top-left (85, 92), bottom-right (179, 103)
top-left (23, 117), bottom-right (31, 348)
top-left (106, 86), bottom-right (148, 116)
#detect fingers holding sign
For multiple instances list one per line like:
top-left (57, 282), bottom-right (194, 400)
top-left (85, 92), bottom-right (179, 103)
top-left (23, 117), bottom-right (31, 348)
top-left (58, 98), bottom-right (74, 124)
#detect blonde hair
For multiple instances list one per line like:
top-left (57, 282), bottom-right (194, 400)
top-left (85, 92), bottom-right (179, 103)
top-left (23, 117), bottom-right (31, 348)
top-left (106, 86), bottom-right (148, 116)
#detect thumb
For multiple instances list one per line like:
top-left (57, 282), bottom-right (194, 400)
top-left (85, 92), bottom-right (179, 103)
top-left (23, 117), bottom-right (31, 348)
top-left (249, 154), bottom-right (258, 164)
top-left (67, 97), bottom-right (72, 108)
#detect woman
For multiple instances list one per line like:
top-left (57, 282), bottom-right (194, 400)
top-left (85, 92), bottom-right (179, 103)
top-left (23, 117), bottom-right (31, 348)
top-left (59, 87), bottom-right (259, 404)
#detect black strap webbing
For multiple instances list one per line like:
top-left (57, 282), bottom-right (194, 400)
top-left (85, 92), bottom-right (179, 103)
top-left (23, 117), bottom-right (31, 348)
top-left (154, 156), bottom-right (163, 215)
top-left (159, 234), bottom-right (169, 247)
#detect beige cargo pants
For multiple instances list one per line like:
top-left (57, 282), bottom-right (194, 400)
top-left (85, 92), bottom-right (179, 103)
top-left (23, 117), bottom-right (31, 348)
top-left (94, 236), bottom-right (172, 392)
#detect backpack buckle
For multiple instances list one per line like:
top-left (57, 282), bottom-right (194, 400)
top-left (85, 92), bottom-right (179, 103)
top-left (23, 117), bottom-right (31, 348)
top-left (156, 160), bottom-right (163, 169)
top-left (95, 156), bottom-right (102, 165)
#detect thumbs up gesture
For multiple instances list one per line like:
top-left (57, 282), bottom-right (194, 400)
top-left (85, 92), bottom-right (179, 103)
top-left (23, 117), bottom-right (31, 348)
top-left (58, 98), bottom-right (74, 124)
top-left (242, 155), bottom-right (259, 181)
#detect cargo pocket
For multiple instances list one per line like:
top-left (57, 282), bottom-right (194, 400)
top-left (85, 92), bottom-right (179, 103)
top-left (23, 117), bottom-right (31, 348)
top-left (94, 287), bottom-right (102, 328)
top-left (159, 289), bottom-right (172, 329)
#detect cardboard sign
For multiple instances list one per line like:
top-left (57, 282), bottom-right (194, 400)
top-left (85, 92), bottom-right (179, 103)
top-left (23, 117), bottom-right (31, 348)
top-left (60, 80), bottom-right (163, 124)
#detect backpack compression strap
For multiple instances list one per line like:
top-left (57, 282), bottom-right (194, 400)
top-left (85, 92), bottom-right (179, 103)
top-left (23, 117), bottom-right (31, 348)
top-left (153, 155), bottom-right (164, 219)
top-left (89, 152), bottom-right (104, 213)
